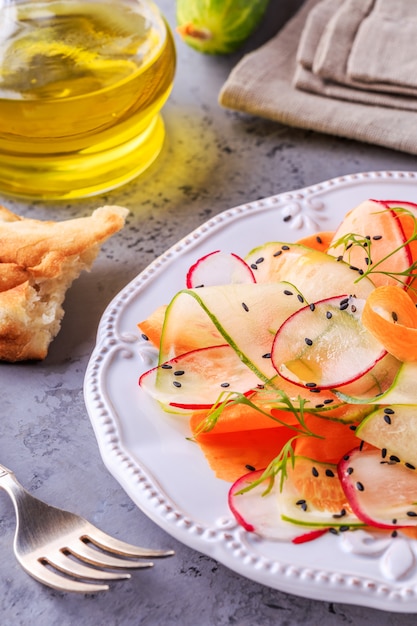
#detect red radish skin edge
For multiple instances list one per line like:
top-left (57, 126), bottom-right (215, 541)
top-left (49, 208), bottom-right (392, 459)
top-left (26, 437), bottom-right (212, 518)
top-left (292, 528), bottom-right (329, 544)
top-left (271, 295), bottom-right (388, 391)
top-left (337, 447), bottom-right (415, 530)
top-left (185, 250), bottom-right (256, 289)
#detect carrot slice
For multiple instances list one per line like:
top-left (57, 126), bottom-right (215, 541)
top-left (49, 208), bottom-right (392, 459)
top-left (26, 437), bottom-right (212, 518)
top-left (137, 304), bottom-right (167, 348)
top-left (191, 426), bottom-right (295, 482)
top-left (189, 401), bottom-right (299, 436)
top-left (362, 285), bottom-right (417, 362)
top-left (295, 231), bottom-right (334, 252)
top-left (293, 414), bottom-right (360, 464)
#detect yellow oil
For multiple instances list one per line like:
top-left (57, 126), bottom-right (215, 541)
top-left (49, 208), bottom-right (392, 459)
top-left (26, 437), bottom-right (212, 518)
top-left (0, 0), bottom-right (176, 199)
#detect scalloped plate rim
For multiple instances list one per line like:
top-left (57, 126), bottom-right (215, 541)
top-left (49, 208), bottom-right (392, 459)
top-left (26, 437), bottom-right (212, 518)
top-left (84, 171), bottom-right (417, 613)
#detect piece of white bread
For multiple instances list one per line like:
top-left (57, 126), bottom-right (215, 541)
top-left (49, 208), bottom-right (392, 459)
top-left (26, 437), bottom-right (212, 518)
top-left (0, 205), bottom-right (128, 362)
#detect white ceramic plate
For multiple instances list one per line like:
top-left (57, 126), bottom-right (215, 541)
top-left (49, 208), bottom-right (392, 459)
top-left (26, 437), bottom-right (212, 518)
top-left (85, 171), bottom-right (417, 612)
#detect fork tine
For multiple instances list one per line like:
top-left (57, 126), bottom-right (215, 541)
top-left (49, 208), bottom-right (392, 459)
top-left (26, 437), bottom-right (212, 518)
top-left (82, 525), bottom-right (175, 559)
top-left (69, 540), bottom-right (155, 569)
top-left (21, 559), bottom-right (111, 594)
top-left (43, 551), bottom-right (132, 582)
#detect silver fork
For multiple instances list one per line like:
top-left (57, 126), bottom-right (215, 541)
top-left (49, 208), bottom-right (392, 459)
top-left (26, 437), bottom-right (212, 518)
top-left (0, 462), bottom-right (174, 593)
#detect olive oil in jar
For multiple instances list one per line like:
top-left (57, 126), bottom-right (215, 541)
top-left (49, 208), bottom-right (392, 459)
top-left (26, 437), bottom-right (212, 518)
top-left (0, 0), bottom-right (176, 199)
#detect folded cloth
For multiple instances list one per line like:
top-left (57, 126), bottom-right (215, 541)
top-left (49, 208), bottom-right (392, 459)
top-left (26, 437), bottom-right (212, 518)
top-left (311, 0), bottom-right (417, 97)
top-left (296, 0), bottom-right (344, 70)
top-left (219, 0), bottom-right (417, 156)
top-left (348, 0), bottom-right (417, 90)
top-left (312, 0), bottom-right (375, 82)
top-left (293, 0), bottom-right (417, 112)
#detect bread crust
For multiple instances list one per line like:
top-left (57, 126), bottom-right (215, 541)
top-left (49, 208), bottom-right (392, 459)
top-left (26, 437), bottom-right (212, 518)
top-left (0, 205), bottom-right (128, 362)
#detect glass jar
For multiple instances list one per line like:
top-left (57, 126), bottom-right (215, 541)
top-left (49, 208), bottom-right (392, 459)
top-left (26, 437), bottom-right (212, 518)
top-left (0, 0), bottom-right (176, 199)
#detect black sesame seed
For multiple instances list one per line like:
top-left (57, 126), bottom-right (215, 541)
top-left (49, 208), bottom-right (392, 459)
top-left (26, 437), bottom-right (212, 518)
top-left (195, 284), bottom-right (205, 288)
top-left (356, 481), bottom-right (365, 491)
top-left (391, 530), bottom-right (398, 538)
top-left (306, 382), bottom-right (317, 388)
top-left (349, 265), bottom-right (359, 271)
top-left (296, 499), bottom-right (307, 505)
top-left (312, 467), bottom-right (319, 477)
top-left (389, 455), bottom-right (400, 463)
top-left (242, 302), bottom-right (249, 312)
top-left (347, 467), bottom-right (354, 475)
top-left (384, 407), bottom-right (395, 414)
top-left (174, 370), bottom-right (185, 376)
top-left (339, 300), bottom-right (349, 311)
top-left (336, 255), bottom-right (344, 262)
top-left (325, 469), bottom-right (335, 477)
top-left (305, 338), bottom-right (313, 346)
top-left (283, 289), bottom-right (293, 296)
top-left (349, 425), bottom-right (357, 431)
top-left (316, 236), bottom-right (322, 244)
top-left (309, 388), bottom-right (321, 393)
top-left (297, 294), bottom-right (304, 303)
top-left (323, 399), bottom-right (334, 404)
top-left (326, 311), bottom-right (332, 319)
top-left (329, 527), bottom-right (339, 535)
top-left (381, 448), bottom-right (387, 458)
top-left (273, 250), bottom-right (282, 257)
top-left (173, 381), bottom-right (182, 388)
top-left (373, 235), bottom-right (383, 240)
top-left (310, 303), bottom-right (316, 311)
top-left (161, 363), bottom-right (173, 369)
top-left (141, 333), bottom-right (149, 341)
top-left (358, 269), bottom-right (364, 275)
top-left (339, 526), bottom-right (350, 532)
top-left (406, 511), bottom-right (417, 517)
top-left (282, 245), bottom-right (290, 250)
top-left (283, 215), bottom-right (291, 222)
top-left (262, 352), bottom-right (271, 359)
top-left (392, 311), bottom-right (398, 322)
top-left (406, 462), bottom-right (416, 470)
top-left (359, 440), bottom-right (365, 451)
top-left (245, 464), bottom-right (256, 471)
top-left (250, 263), bottom-right (257, 270)
top-left (315, 404), bottom-right (325, 409)
top-left (392, 518), bottom-right (398, 524)
top-left (256, 257), bottom-right (264, 264)
top-left (220, 382), bottom-right (230, 388)
top-left (384, 414), bottom-right (392, 425)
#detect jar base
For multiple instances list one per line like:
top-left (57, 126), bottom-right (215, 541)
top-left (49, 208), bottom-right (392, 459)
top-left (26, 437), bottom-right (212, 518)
top-left (0, 114), bottom-right (166, 200)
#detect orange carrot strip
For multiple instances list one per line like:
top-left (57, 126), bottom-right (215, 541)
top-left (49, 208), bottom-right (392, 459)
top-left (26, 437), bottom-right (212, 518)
top-left (362, 286), bottom-right (417, 362)
top-left (137, 304), bottom-right (167, 348)
top-left (192, 426), bottom-right (295, 482)
top-left (293, 414), bottom-right (360, 464)
top-left (189, 402), bottom-right (299, 436)
top-left (295, 231), bottom-right (334, 253)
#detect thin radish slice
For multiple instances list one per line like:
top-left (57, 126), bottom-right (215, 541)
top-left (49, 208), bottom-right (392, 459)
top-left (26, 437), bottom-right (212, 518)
top-left (229, 460), bottom-right (361, 541)
top-left (356, 405), bottom-right (417, 469)
top-left (271, 295), bottom-right (387, 390)
top-left (328, 199), bottom-right (412, 288)
top-left (228, 469), bottom-right (319, 541)
top-left (338, 447), bottom-right (417, 529)
top-left (139, 344), bottom-right (262, 410)
top-left (186, 250), bottom-right (256, 288)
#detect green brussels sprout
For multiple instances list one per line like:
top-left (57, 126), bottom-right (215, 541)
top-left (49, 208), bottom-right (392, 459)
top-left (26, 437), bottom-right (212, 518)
top-left (176, 0), bottom-right (270, 55)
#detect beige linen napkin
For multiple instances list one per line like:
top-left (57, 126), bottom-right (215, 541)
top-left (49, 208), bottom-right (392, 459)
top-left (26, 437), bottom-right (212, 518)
top-left (219, 0), bottom-right (417, 155)
top-left (348, 0), bottom-right (417, 90)
top-left (294, 0), bottom-right (417, 109)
